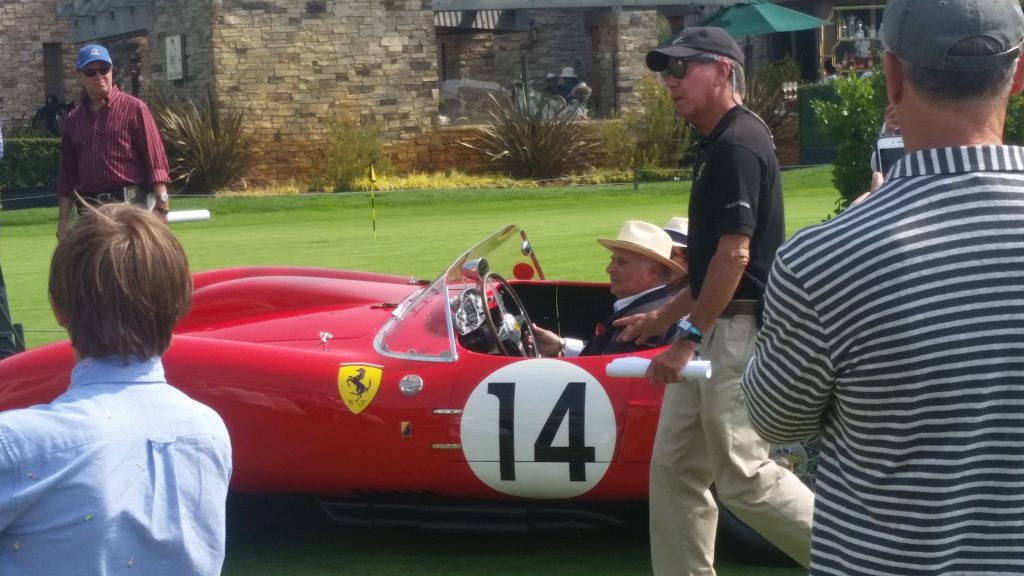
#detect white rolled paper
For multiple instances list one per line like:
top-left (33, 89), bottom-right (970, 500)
top-left (605, 357), bottom-right (712, 381)
top-left (167, 209), bottom-right (211, 223)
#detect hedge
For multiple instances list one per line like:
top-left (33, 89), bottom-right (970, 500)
top-left (0, 138), bottom-right (61, 189)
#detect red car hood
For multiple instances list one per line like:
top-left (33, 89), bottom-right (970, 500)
top-left (177, 266), bottom-right (424, 346)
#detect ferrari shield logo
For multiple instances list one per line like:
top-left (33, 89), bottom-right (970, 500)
top-left (337, 364), bottom-right (382, 414)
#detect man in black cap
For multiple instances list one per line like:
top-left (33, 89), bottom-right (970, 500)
top-left (615, 27), bottom-right (813, 574)
top-left (743, 0), bottom-right (1024, 573)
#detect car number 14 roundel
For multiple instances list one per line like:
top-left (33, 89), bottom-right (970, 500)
top-left (460, 358), bottom-right (616, 499)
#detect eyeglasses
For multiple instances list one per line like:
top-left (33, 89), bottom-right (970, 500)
top-left (660, 56), bottom-right (720, 80)
top-left (82, 67), bottom-right (111, 77)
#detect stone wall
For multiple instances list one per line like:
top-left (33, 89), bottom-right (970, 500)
top-left (148, 0), bottom-right (216, 103)
top-left (0, 0), bottom-right (71, 124)
top-left (592, 8), bottom-right (660, 116)
top-left (200, 0), bottom-right (438, 184)
top-left (102, 35), bottom-right (149, 98)
top-left (1, 1), bottom-right (786, 186)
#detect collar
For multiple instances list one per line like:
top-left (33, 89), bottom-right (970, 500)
top-left (698, 104), bottom-right (744, 148)
top-left (69, 355), bottom-right (166, 390)
top-left (613, 285), bottom-right (666, 313)
top-left (886, 145), bottom-right (1024, 180)
top-left (85, 84), bottom-right (122, 111)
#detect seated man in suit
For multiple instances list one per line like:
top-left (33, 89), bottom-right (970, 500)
top-left (532, 220), bottom-right (683, 356)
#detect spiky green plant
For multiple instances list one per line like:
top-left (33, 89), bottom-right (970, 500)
top-left (463, 91), bottom-right (598, 179)
top-left (148, 90), bottom-right (256, 194)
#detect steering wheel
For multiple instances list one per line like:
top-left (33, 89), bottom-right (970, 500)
top-left (480, 272), bottom-right (540, 357)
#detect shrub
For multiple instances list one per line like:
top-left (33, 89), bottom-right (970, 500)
top-left (599, 75), bottom-right (691, 171)
top-left (812, 72), bottom-right (884, 212)
top-left (4, 117), bottom-right (53, 139)
top-left (744, 58), bottom-right (801, 140)
top-left (148, 90), bottom-right (257, 194)
top-left (308, 115), bottom-right (392, 192)
top-left (0, 138), bottom-right (61, 188)
top-left (462, 91), bottom-right (598, 179)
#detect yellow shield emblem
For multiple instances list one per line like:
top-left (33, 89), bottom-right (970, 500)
top-left (337, 364), bottom-right (382, 414)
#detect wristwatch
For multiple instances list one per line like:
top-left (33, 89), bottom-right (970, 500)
top-left (154, 191), bottom-right (170, 214)
top-left (675, 318), bottom-right (703, 344)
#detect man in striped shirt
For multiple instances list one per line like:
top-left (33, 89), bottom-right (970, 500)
top-left (56, 44), bottom-right (170, 239)
top-left (742, 0), bottom-right (1024, 573)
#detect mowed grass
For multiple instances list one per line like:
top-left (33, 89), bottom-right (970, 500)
top-left (0, 167), bottom-right (836, 575)
top-left (0, 165), bottom-right (837, 351)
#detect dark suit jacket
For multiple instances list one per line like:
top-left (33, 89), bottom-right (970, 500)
top-left (580, 286), bottom-right (677, 356)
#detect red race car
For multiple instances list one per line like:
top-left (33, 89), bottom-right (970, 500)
top-left (0, 225), bottom-right (813, 547)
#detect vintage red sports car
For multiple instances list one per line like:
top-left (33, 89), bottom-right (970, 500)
top-left (0, 225), bottom-right (811, 553)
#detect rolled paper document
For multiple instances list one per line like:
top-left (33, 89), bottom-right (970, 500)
top-left (605, 357), bottom-right (712, 381)
top-left (167, 209), bottom-right (211, 223)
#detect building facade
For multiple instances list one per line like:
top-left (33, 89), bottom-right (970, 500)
top-left (1, 0), bottom-right (859, 184)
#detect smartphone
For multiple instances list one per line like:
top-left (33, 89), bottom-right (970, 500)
top-left (874, 135), bottom-right (905, 175)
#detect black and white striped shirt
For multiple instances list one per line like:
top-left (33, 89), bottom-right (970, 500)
top-left (743, 146), bottom-right (1024, 575)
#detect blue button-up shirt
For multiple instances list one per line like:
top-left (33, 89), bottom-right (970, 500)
top-left (0, 356), bottom-right (232, 575)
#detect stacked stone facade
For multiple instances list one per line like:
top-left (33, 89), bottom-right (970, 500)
top-left (0, 0), bottom-right (71, 124)
top-left (3, 1), bottom-right (792, 185)
top-left (152, 0), bottom-right (438, 184)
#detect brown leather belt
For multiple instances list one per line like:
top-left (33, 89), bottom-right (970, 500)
top-left (721, 299), bottom-right (759, 317)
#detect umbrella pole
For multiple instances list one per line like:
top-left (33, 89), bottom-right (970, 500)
top-left (744, 38), bottom-right (753, 88)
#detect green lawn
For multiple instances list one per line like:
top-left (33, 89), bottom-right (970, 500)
top-left (0, 166), bottom-right (838, 351)
top-left (0, 168), bottom-right (835, 575)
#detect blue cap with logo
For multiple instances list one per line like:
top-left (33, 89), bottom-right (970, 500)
top-left (76, 44), bottom-right (112, 71)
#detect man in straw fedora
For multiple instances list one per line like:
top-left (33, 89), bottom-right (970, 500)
top-left (531, 220), bottom-right (683, 357)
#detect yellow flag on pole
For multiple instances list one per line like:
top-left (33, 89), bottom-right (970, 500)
top-left (370, 163), bottom-right (377, 240)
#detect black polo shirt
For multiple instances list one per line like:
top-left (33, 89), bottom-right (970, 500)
top-left (687, 106), bottom-right (784, 300)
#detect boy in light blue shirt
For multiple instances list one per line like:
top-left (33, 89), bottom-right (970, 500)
top-left (0, 203), bottom-right (232, 575)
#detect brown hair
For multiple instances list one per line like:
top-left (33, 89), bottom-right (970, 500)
top-left (49, 203), bottom-right (191, 361)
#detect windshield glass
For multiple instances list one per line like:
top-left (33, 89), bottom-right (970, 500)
top-left (375, 225), bottom-right (544, 362)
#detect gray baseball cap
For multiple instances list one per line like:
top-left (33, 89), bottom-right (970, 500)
top-left (882, 0), bottom-right (1024, 72)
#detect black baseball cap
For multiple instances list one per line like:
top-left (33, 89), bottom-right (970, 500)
top-left (646, 27), bottom-right (744, 72)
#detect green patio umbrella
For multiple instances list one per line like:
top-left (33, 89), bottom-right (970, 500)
top-left (699, 0), bottom-right (829, 37)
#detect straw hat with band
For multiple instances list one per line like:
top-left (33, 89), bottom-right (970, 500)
top-left (597, 221), bottom-right (685, 275)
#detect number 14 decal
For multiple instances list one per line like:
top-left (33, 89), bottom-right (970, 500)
top-left (488, 381), bottom-right (597, 482)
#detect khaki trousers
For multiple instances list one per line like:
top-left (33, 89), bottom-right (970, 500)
top-left (649, 313), bottom-right (813, 576)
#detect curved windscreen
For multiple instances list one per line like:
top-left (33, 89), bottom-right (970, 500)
top-left (374, 225), bottom-right (543, 362)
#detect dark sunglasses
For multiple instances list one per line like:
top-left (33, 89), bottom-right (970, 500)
top-left (660, 56), bottom-right (719, 80)
top-left (83, 67), bottom-right (111, 77)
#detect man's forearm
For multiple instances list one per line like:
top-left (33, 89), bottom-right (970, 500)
top-left (688, 236), bottom-right (749, 333)
top-left (58, 197), bottom-right (73, 224)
